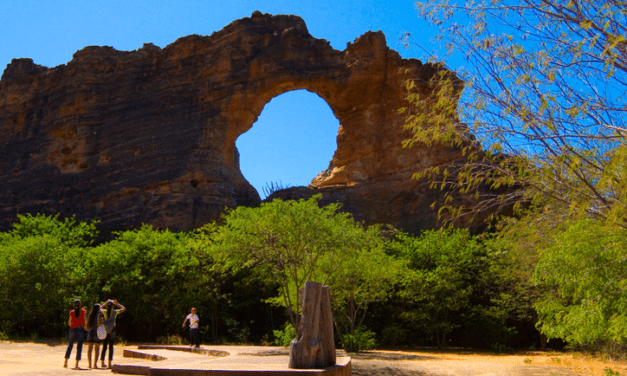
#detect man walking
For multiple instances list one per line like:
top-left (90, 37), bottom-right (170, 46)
top-left (182, 307), bottom-right (200, 348)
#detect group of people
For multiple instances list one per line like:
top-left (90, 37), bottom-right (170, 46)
top-left (64, 300), bottom-right (200, 370)
top-left (63, 298), bottom-right (125, 370)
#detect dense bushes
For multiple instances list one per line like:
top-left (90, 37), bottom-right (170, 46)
top-left (533, 219), bottom-right (627, 356)
top-left (2, 204), bottom-right (621, 354)
top-left (0, 211), bottom-right (531, 348)
top-left (0, 214), bottom-right (99, 339)
top-left (0, 214), bottom-right (282, 343)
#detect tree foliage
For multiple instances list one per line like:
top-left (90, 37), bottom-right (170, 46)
top-left (394, 229), bottom-right (511, 347)
top-left (0, 210), bottom-right (565, 351)
top-left (533, 219), bottom-right (627, 355)
top-left (403, 0), bottom-right (627, 226)
top-left (209, 195), bottom-right (388, 331)
top-left (403, 0), bottom-right (627, 352)
top-left (327, 228), bottom-right (405, 347)
top-left (0, 214), bottom-right (99, 338)
top-left (87, 225), bottom-right (196, 340)
top-left (0, 215), bottom-right (276, 343)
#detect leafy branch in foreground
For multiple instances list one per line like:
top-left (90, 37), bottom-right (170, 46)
top-left (403, 0), bottom-right (627, 227)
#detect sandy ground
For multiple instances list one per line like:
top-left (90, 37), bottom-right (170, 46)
top-left (1, 341), bottom-right (625, 376)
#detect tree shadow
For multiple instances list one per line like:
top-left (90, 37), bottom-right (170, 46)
top-left (351, 365), bottom-right (433, 376)
top-left (242, 349), bottom-right (290, 356)
top-left (349, 351), bottom-right (436, 361)
top-left (246, 349), bottom-right (437, 361)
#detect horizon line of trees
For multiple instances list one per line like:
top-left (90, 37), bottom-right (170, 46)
top-left (2, 192), bottom-right (622, 355)
top-left (0, 199), bottom-right (538, 352)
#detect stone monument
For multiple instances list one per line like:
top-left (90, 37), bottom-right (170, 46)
top-left (288, 281), bottom-right (335, 369)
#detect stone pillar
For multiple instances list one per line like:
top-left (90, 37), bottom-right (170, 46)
top-left (288, 281), bottom-right (336, 369)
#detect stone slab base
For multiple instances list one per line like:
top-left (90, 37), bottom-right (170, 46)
top-left (112, 346), bottom-right (351, 376)
top-left (137, 345), bottom-right (230, 357)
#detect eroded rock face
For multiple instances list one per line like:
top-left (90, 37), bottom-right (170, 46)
top-left (0, 12), bottom-right (474, 233)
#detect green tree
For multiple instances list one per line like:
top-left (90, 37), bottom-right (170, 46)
top-left (403, 0), bottom-right (627, 226)
top-left (482, 222), bottom-right (549, 348)
top-left (533, 219), bottom-right (627, 356)
top-left (210, 195), bottom-right (382, 330)
top-left (390, 228), bottom-right (524, 349)
top-left (327, 227), bottom-right (406, 350)
top-left (88, 225), bottom-right (195, 341)
top-left (9, 213), bottom-right (99, 247)
top-left (395, 229), bottom-right (479, 347)
top-left (186, 223), bottom-right (229, 341)
top-left (0, 214), bottom-right (99, 338)
top-left (188, 223), bottom-right (279, 343)
top-left (403, 0), bottom-right (627, 351)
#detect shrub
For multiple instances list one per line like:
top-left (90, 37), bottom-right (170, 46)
top-left (341, 328), bottom-right (376, 352)
top-left (273, 322), bottom-right (296, 347)
top-left (158, 334), bottom-right (184, 345)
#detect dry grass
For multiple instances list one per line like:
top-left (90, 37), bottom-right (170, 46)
top-left (349, 349), bottom-right (627, 376)
top-left (2, 341), bottom-right (627, 376)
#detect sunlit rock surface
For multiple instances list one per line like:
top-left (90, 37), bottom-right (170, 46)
top-left (0, 12), bottom-right (479, 233)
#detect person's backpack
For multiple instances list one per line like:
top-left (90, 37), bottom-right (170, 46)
top-left (96, 314), bottom-right (107, 340)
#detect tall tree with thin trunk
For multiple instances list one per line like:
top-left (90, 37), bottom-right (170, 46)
top-left (402, 0), bottom-right (627, 227)
top-left (210, 195), bottom-right (382, 330)
top-left (403, 0), bottom-right (627, 352)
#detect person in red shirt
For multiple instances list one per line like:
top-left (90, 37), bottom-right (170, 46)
top-left (63, 299), bottom-right (87, 369)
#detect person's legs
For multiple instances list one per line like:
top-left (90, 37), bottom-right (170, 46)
top-left (100, 336), bottom-right (109, 367)
top-left (94, 344), bottom-right (100, 368)
top-left (87, 343), bottom-right (93, 368)
top-left (63, 328), bottom-right (77, 367)
top-left (107, 339), bottom-right (114, 368)
top-left (100, 335), bottom-right (114, 367)
top-left (106, 328), bottom-right (115, 367)
top-left (191, 328), bottom-right (199, 347)
top-left (73, 329), bottom-right (84, 369)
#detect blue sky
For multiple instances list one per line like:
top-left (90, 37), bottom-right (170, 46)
top-left (1, 0), bottom-right (437, 198)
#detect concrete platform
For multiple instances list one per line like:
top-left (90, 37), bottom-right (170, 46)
top-left (111, 345), bottom-right (351, 376)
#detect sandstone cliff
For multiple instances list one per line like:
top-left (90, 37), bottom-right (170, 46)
top-left (0, 12), bottom-right (481, 233)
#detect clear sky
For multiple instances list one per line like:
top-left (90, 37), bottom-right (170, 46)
top-left (1, 0), bottom-right (438, 198)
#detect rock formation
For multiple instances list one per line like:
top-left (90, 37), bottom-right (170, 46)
top-left (0, 11), bottom-right (479, 233)
top-left (289, 281), bottom-right (335, 369)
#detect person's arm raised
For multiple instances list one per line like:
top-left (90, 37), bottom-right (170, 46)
top-left (113, 300), bottom-right (125, 313)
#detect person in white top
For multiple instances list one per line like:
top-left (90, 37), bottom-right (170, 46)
top-left (182, 307), bottom-right (200, 348)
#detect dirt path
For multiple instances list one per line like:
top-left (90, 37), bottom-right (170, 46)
top-left (349, 350), bottom-right (620, 376)
top-left (1, 341), bottom-right (624, 376)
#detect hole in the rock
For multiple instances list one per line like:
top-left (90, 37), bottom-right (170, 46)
top-left (236, 89), bottom-right (339, 199)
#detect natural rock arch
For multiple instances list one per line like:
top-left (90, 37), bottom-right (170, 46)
top-left (0, 11), bottom-right (475, 233)
top-left (236, 89), bottom-right (339, 196)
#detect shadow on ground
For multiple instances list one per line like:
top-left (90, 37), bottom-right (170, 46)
top-left (240, 349), bottom-right (290, 356)
top-left (352, 365), bottom-right (433, 376)
top-left (350, 351), bottom-right (436, 361)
